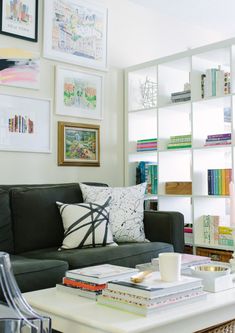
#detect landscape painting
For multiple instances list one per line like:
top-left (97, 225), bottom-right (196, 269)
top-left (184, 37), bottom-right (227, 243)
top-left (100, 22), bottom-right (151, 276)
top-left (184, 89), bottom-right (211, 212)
top-left (56, 66), bottom-right (103, 119)
top-left (58, 122), bottom-right (100, 166)
top-left (0, 48), bottom-right (40, 89)
top-left (43, 0), bottom-right (108, 70)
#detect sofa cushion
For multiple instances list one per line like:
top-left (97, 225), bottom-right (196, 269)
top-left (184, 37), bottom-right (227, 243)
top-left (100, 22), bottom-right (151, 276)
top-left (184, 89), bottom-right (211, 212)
top-left (57, 198), bottom-right (116, 249)
top-left (80, 183), bottom-right (147, 243)
top-left (0, 189), bottom-right (14, 253)
top-left (11, 184), bottom-right (83, 253)
top-left (21, 242), bottom-right (173, 269)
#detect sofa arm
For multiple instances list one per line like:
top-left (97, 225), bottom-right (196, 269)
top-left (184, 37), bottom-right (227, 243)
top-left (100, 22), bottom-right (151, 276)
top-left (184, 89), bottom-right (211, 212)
top-left (143, 211), bottom-right (185, 253)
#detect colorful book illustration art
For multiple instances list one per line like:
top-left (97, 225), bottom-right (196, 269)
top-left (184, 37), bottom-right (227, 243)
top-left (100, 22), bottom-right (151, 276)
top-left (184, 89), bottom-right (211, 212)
top-left (0, 48), bottom-right (40, 89)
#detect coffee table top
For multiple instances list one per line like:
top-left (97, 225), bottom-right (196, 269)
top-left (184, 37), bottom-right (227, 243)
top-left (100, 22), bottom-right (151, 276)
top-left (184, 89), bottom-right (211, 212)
top-left (23, 287), bottom-right (235, 333)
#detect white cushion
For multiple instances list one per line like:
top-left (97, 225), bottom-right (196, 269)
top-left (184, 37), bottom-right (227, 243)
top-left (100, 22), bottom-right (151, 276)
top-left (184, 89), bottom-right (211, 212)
top-left (57, 197), bottom-right (116, 250)
top-left (80, 183), bottom-right (147, 243)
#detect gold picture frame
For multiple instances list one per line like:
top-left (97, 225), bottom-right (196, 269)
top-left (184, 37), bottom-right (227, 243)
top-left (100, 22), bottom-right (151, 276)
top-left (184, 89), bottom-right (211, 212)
top-left (58, 122), bottom-right (100, 167)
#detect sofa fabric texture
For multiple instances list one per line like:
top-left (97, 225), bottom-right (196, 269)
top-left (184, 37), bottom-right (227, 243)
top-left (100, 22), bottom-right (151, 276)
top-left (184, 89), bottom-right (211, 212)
top-left (0, 182), bottom-right (184, 296)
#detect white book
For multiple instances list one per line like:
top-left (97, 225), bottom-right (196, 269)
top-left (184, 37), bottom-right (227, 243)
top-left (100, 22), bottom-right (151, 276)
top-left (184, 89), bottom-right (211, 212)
top-left (56, 283), bottom-right (100, 300)
top-left (66, 264), bottom-right (138, 284)
top-left (106, 271), bottom-right (202, 297)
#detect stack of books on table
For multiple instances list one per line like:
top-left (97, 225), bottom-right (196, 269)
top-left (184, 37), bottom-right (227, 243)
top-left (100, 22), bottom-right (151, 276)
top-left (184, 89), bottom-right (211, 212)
top-left (204, 133), bottom-right (231, 147)
top-left (97, 271), bottom-right (206, 316)
top-left (171, 90), bottom-right (191, 103)
top-left (167, 134), bottom-right (192, 149)
top-left (56, 264), bottom-right (138, 300)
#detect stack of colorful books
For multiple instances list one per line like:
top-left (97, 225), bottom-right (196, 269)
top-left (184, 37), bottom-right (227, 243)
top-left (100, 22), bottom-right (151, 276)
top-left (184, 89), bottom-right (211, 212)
top-left (171, 90), bottom-right (191, 103)
top-left (136, 138), bottom-right (158, 152)
top-left (202, 215), bottom-right (235, 247)
top-left (136, 161), bottom-right (158, 194)
top-left (97, 271), bottom-right (206, 316)
top-left (56, 264), bottom-right (138, 300)
top-left (207, 168), bottom-right (232, 195)
top-left (167, 134), bottom-right (192, 149)
top-left (204, 133), bottom-right (231, 147)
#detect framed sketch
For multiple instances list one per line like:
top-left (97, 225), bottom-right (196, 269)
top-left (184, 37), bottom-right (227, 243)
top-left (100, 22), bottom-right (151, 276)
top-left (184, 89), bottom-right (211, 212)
top-left (56, 66), bottom-right (103, 120)
top-left (43, 0), bottom-right (108, 70)
top-left (0, 48), bottom-right (40, 89)
top-left (0, 0), bottom-right (38, 42)
top-left (58, 122), bottom-right (100, 166)
top-left (0, 94), bottom-right (51, 153)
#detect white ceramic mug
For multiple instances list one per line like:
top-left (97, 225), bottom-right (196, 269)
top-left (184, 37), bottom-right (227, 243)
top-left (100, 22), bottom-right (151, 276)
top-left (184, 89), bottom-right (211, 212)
top-left (159, 252), bottom-right (182, 282)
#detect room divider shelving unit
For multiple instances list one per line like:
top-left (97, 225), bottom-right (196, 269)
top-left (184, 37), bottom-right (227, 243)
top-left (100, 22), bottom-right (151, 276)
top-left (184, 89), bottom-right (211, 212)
top-left (124, 37), bottom-right (235, 256)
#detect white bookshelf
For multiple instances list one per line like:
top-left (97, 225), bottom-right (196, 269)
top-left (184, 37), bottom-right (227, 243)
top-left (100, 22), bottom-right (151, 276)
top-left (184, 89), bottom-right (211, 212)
top-left (124, 37), bottom-right (235, 254)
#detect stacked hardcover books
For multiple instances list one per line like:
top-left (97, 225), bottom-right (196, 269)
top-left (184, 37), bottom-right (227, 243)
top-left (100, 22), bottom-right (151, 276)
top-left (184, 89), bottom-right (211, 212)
top-left (97, 271), bottom-right (206, 316)
top-left (136, 138), bottom-right (158, 152)
top-left (167, 134), bottom-right (192, 149)
top-left (204, 133), bottom-right (231, 147)
top-left (56, 264), bottom-right (138, 300)
top-left (201, 68), bottom-right (231, 98)
top-left (207, 168), bottom-right (232, 195)
top-left (171, 90), bottom-right (191, 103)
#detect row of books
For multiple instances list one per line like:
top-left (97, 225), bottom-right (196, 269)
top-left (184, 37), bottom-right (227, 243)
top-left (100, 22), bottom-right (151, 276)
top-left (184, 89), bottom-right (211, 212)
top-left (207, 168), bottom-right (232, 195)
top-left (204, 133), bottom-right (231, 147)
top-left (136, 161), bottom-right (158, 194)
top-left (201, 68), bottom-right (231, 98)
top-left (171, 89), bottom-right (191, 103)
top-left (97, 270), bottom-right (206, 316)
top-left (167, 134), bottom-right (192, 149)
top-left (137, 138), bottom-right (157, 152)
top-left (202, 215), bottom-right (235, 247)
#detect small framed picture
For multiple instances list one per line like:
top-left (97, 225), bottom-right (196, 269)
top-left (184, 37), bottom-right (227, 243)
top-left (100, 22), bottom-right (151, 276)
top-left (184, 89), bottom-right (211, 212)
top-left (58, 122), bottom-right (100, 167)
top-left (43, 0), bottom-right (108, 70)
top-left (56, 66), bottom-right (103, 120)
top-left (0, 0), bottom-right (38, 42)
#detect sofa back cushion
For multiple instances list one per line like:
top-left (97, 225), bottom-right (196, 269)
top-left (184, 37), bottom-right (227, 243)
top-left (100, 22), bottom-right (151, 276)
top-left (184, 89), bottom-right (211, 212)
top-left (0, 189), bottom-right (14, 253)
top-left (11, 183), bottom-right (83, 253)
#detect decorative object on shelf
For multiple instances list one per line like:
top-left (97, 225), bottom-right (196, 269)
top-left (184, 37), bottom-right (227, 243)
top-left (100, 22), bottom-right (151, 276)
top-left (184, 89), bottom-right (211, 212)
top-left (140, 76), bottom-right (157, 108)
top-left (0, 0), bottom-right (38, 42)
top-left (207, 168), bottom-right (232, 195)
top-left (204, 133), bottom-right (231, 147)
top-left (0, 94), bottom-right (51, 153)
top-left (58, 121), bottom-right (100, 167)
top-left (55, 66), bottom-right (103, 120)
top-left (165, 182), bottom-right (192, 195)
top-left (0, 48), bottom-right (40, 89)
top-left (201, 67), bottom-right (231, 99)
top-left (167, 134), bottom-right (192, 149)
top-left (171, 89), bottom-right (191, 103)
top-left (43, 0), bottom-right (108, 70)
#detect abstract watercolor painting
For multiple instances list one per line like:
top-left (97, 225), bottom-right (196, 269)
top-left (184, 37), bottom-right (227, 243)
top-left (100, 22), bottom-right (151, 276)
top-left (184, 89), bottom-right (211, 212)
top-left (0, 0), bottom-right (38, 41)
top-left (43, 0), bottom-right (108, 70)
top-left (58, 121), bottom-right (100, 166)
top-left (56, 66), bottom-right (103, 119)
top-left (0, 94), bottom-right (51, 153)
top-left (0, 48), bottom-right (40, 89)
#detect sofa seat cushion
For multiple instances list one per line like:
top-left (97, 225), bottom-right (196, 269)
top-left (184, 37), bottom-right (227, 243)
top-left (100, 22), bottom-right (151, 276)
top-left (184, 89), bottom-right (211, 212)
top-left (10, 255), bottom-right (68, 293)
top-left (20, 242), bottom-right (173, 269)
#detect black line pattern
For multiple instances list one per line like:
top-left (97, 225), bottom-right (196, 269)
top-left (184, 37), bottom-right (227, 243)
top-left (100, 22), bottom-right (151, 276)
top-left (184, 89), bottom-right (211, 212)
top-left (58, 197), bottom-right (112, 249)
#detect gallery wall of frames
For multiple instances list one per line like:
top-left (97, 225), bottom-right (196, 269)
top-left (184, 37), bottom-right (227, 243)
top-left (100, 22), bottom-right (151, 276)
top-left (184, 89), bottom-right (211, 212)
top-left (0, 0), bottom-right (109, 169)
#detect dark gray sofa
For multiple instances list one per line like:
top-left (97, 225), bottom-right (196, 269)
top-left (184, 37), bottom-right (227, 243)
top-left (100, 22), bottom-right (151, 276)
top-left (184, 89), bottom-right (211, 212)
top-left (0, 182), bottom-right (184, 296)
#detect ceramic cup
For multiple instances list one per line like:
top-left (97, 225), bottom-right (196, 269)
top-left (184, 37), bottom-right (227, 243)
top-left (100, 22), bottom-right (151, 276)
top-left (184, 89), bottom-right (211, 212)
top-left (159, 252), bottom-right (182, 282)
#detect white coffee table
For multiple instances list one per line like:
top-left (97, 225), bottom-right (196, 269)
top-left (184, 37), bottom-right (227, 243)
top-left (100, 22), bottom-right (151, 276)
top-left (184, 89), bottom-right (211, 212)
top-left (24, 287), bottom-right (235, 333)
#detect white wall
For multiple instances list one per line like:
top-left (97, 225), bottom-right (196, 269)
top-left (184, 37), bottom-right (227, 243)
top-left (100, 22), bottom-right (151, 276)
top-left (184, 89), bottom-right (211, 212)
top-left (0, 0), bottom-right (232, 185)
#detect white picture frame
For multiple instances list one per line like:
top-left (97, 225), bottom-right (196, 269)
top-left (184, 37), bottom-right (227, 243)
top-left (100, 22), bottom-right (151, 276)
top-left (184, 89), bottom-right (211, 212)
top-left (43, 0), bottom-right (108, 71)
top-left (55, 66), bottom-right (103, 120)
top-left (0, 94), bottom-right (51, 153)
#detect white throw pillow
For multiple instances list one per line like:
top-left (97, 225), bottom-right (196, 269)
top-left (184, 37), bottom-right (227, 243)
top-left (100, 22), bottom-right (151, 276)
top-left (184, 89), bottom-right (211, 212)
top-left (57, 197), bottom-right (116, 250)
top-left (80, 183), bottom-right (147, 243)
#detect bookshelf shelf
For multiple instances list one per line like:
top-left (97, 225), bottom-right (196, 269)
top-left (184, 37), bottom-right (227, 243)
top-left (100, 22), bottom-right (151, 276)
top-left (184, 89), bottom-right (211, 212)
top-left (125, 37), bottom-right (235, 255)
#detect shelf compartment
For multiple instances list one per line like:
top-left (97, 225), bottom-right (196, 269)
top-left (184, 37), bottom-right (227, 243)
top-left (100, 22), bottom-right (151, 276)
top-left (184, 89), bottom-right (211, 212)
top-left (158, 196), bottom-right (192, 225)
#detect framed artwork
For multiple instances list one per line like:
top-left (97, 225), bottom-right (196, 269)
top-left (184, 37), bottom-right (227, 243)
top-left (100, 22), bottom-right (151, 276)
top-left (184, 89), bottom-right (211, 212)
top-left (43, 0), bottom-right (108, 70)
top-left (0, 48), bottom-right (40, 89)
top-left (56, 66), bottom-right (103, 120)
top-left (0, 0), bottom-right (38, 42)
top-left (0, 94), bottom-right (51, 153)
top-left (58, 122), bottom-right (100, 166)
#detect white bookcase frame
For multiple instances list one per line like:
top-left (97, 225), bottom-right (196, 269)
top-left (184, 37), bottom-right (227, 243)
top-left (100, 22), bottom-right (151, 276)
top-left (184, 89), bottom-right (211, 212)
top-left (125, 37), bottom-right (235, 253)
